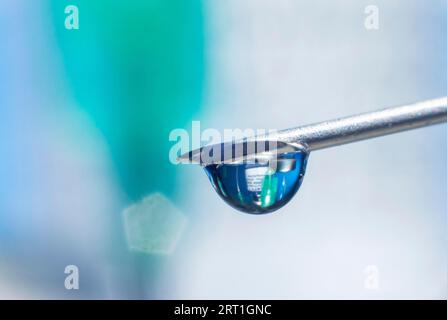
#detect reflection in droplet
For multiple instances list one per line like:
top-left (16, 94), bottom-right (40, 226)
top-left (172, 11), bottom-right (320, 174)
top-left (204, 149), bottom-right (309, 214)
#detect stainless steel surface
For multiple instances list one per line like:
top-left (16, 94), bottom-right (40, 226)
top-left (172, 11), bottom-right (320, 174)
top-left (179, 97), bottom-right (447, 164)
top-left (271, 96), bottom-right (447, 151)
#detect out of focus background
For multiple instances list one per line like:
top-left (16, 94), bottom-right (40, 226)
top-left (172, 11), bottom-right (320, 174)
top-left (1, 0), bottom-right (447, 299)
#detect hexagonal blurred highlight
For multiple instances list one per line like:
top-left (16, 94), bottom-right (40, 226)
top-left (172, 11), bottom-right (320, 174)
top-left (123, 193), bottom-right (187, 255)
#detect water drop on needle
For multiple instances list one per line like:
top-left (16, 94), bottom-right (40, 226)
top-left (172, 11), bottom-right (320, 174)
top-left (204, 148), bottom-right (309, 214)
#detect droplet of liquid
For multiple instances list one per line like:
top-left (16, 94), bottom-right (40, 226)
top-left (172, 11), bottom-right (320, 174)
top-left (204, 147), bottom-right (309, 214)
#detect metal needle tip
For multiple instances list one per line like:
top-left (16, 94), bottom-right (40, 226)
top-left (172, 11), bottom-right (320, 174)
top-left (179, 96), bottom-right (447, 166)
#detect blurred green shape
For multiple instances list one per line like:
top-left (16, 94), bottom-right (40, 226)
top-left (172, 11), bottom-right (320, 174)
top-left (260, 174), bottom-right (278, 208)
top-left (50, 0), bottom-right (204, 200)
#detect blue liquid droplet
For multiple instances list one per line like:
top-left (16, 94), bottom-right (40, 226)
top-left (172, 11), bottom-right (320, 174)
top-left (203, 150), bottom-right (309, 214)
